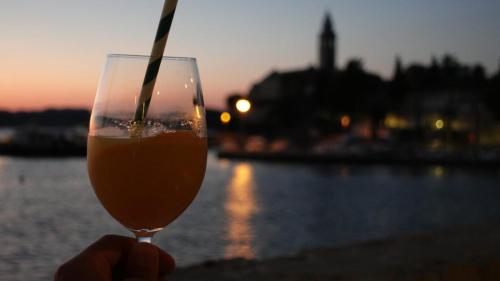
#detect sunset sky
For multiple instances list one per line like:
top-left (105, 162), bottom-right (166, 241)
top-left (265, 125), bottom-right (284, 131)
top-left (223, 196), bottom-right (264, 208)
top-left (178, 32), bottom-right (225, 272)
top-left (1, 0), bottom-right (499, 111)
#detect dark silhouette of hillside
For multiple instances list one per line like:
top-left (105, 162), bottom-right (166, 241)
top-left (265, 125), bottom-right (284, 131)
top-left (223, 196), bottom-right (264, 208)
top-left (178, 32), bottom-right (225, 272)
top-left (0, 109), bottom-right (90, 127)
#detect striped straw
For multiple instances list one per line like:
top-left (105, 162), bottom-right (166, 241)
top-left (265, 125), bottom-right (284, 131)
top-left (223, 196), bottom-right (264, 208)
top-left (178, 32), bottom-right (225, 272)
top-left (133, 0), bottom-right (179, 124)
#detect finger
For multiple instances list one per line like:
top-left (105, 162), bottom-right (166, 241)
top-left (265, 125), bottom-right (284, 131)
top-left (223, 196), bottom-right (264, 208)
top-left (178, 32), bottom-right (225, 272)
top-left (157, 249), bottom-right (175, 276)
top-left (86, 234), bottom-right (137, 267)
top-left (55, 235), bottom-right (136, 281)
top-left (124, 243), bottom-right (159, 281)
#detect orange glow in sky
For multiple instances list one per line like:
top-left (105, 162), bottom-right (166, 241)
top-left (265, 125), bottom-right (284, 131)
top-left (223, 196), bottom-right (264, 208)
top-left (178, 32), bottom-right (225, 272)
top-left (1, 1), bottom-right (499, 111)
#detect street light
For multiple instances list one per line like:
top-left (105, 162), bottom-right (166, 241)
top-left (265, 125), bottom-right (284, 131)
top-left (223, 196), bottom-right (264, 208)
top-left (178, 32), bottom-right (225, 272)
top-left (234, 98), bottom-right (251, 149)
top-left (340, 115), bottom-right (351, 128)
top-left (220, 112), bottom-right (231, 124)
top-left (236, 98), bottom-right (251, 113)
top-left (435, 119), bottom-right (444, 130)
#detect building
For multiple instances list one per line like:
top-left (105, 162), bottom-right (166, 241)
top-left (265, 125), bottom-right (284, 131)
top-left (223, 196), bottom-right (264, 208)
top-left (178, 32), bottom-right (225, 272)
top-left (235, 13), bottom-right (499, 146)
top-left (244, 14), bottom-right (334, 136)
top-left (319, 13), bottom-right (336, 73)
top-left (243, 13), bottom-right (387, 138)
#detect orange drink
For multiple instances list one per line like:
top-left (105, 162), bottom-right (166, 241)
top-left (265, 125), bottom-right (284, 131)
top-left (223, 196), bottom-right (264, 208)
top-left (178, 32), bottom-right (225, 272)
top-left (87, 131), bottom-right (207, 231)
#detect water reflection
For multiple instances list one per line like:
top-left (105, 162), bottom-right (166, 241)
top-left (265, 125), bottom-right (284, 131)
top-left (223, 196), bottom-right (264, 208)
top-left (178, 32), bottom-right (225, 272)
top-left (431, 166), bottom-right (445, 178)
top-left (0, 157), bottom-right (6, 189)
top-left (340, 166), bottom-right (350, 177)
top-left (224, 163), bottom-right (259, 259)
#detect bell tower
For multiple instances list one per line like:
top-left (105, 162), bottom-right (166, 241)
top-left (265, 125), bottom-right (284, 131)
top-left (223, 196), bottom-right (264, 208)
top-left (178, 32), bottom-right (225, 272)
top-left (319, 13), bottom-right (336, 73)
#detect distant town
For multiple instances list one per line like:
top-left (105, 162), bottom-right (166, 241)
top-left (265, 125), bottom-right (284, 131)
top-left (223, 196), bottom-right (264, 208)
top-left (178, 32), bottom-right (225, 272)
top-left (217, 14), bottom-right (500, 165)
top-left (1, 14), bottom-right (499, 165)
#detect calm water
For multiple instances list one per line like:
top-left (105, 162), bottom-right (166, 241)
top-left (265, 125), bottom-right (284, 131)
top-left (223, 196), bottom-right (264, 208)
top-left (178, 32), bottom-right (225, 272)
top-left (0, 152), bottom-right (499, 280)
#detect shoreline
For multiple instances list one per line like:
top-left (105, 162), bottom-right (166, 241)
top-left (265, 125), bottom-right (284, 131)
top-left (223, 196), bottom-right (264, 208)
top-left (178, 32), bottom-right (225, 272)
top-left (171, 223), bottom-right (500, 281)
top-left (218, 150), bottom-right (500, 168)
top-left (0, 145), bottom-right (85, 157)
top-left (1, 148), bottom-right (500, 169)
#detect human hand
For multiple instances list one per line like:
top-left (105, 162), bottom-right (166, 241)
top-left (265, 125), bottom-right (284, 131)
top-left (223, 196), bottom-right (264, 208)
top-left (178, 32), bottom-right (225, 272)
top-left (55, 235), bottom-right (175, 281)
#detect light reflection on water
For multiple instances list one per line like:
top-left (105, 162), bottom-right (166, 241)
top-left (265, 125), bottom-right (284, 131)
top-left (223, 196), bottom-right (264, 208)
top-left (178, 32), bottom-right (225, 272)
top-left (431, 166), bottom-right (445, 178)
top-left (340, 166), bottom-right (350, 177)
top-left (224, 163), bottom-right (259, 259)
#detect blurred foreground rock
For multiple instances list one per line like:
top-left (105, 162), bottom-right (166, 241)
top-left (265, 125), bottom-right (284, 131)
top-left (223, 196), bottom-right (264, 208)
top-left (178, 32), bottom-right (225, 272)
top-left (171, 224), bottom-right (500, 281)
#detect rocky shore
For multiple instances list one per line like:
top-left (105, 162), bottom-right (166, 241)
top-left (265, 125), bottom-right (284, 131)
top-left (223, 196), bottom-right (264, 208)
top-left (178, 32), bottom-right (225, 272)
top-left (171, 223), bottom-right (500, 281)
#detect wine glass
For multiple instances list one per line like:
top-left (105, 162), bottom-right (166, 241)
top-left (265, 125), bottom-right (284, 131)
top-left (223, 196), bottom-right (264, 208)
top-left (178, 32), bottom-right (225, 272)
top-left (87, 54), bottom-right (207, 243)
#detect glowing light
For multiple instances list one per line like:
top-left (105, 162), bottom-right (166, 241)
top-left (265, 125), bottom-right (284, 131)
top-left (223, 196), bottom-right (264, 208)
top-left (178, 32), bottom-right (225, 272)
top-left (435, 119), bottom-right (444, 130)
top-left (220, 112), bottom-right (231, 124)
top-left (384, 114), bottom-right (409, 129)
top-left (385, 115), bottom-right (399, 128)
top-left (340, 115), bottom-right (350, 128)
top-left (432, 166), bottom-right (444, 178)
top-left (224, 163), bottom-right (258, 259)
top-left (236, 99), bottom-right (251, 113)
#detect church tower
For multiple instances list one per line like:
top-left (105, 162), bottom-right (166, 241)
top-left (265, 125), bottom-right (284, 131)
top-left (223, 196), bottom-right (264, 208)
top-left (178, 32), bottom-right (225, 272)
top-left (319, 13), bottom-right (336, 73)
top-left (393, 55), bottom-right (403, 80)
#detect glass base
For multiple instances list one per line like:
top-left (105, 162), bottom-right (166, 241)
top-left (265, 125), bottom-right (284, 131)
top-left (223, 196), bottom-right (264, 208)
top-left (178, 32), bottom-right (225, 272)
top-left (137, 236), bottom-right (153, 243)
top-left (129, 227), bottom-right (163, 240)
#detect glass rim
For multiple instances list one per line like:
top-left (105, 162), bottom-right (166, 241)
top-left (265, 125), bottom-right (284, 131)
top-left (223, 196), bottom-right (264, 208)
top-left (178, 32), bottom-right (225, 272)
top-left (107, 53), bottom-right (197, 62)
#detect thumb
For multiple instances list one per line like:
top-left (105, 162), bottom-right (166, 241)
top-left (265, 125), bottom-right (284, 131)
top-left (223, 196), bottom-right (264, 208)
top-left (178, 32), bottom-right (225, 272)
top-left (123, 243), bottom-right (159, 281)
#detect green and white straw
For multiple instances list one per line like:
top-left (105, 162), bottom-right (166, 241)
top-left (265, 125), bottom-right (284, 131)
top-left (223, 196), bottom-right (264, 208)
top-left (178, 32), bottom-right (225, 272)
top-left (133, 0), bottom-right (179, 124)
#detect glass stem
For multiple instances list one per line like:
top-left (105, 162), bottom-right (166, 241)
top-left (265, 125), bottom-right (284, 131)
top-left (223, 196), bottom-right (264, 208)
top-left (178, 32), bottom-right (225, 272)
top-left (137, 236), bottom-right (152, 243)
